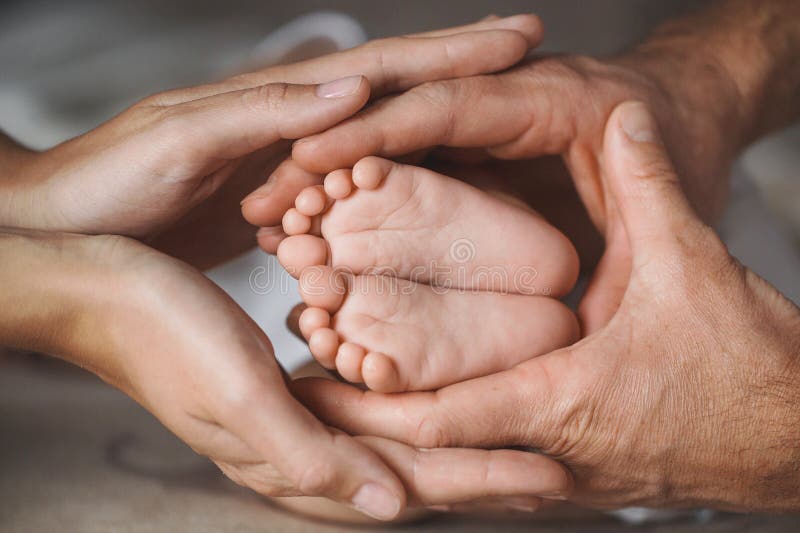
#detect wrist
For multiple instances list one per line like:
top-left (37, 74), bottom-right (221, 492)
top-left (622, 0), bottom-right (800, 151)
top-left (614, 43), bottom-right (746, 159)
top-left (0, 231), bottom-right (127, 378)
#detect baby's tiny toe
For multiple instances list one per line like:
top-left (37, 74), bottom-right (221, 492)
top-left (362, 352), bottom-right (402, 393)
top-left (298, 307), bottom-right (330, 340)
top-left (335, 342), bottom-right (366, 383)
top-left (324, 169), bottom-right (353, 199)
top-left (277, 235), bottom-right (327, 277)
top-left (352, 156), bottom-right (390, 190)
top-left (298, 266), bottom-right (347, 311)
top-left (295, 185), bottom-right (328, 216)
top-left (282, 208), bottom-right (312, 235)
top-left (308, 328), bottom-right (339, 369)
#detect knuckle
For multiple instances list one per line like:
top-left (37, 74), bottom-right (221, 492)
top-left (413, 411), bottom-right (449, 448)
top-left (134, 92), bottom-right (166, 108)
top-left (412, 80), bottom-right (457, 107)
top-left (410, 82), bottom-right (459, 142)
top-left (224, 73), bottom-right (261, 91)
top-left (154, 107), bottom-right (195, 146)
top-left (632, 158), bottom-right (678, 183)
top-left (360, 35), bottom-right (398, 51)
top-left (243, 83), bottom-right (291, 114)
top-left (215, 381), bottom-right (265, 419)
top-left (295, 459), bottom-right (338, 496)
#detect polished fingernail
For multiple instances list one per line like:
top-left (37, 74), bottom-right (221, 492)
top-left (316, 75), bottom-right (363, 98)
top-left (352, 483), bottom-right (401, 520)
top-left (619, 101), bottom-right (660, 144)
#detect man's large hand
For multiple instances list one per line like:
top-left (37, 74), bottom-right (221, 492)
top-left (292, 102), bottom-right (800, 512)
top-left (252, 48), bottom-right (739, 330)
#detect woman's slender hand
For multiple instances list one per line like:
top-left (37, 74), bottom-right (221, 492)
top-left (291, 102), bottom-right (800, 512)
top-left (0, 229), bottom-right (573, 518)
top-left (0, 15), bottom-right (542, 269)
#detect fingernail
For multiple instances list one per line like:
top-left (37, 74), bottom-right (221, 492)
top-left (427, 504), bottom-right (451, 512)
top-left (241, 194), bottom-right (261, 205)
top-left (352, 483), bottom-right (401, 520)
top-left (256, 225), bottom-right (284, 237)
top-left (539, 491), bottom-right (568, 501)
top-left (619, 101), bottom-right (660, 144)
top-left (317, 75), bottom-right (362, 98)
top-left (502, 496), bottom-right (541, 512)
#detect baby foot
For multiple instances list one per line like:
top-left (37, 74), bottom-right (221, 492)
top-left (295, 266), bottom-right (578, 392)
top-left (278, 157), bottom-right (579, 296)
top-left (278, 157), bottom-right (580, 392)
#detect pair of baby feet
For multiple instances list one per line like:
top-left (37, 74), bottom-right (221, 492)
top-left (277, 156), bottom-right (580, 393)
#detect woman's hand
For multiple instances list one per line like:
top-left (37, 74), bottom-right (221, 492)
top-left (0, 15), bottom-right (542, 269)
top-left (0, 229), bottom-right (573, 518)
top-left (291, 102), bottom-right (800, 512)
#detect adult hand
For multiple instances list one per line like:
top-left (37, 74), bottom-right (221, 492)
top-left (263, 14), bottom-right (748, 331)
top-left (292, 102), bottom-right (800, 511)
top-left (0, 229), bottom-right (573, 518)
top-left (0, 15), bottom-right (542, 269)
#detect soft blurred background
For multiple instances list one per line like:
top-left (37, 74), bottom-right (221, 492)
top-left (1, 1), bottom-right (798, 531)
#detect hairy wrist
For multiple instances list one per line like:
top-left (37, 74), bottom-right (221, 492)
top-left (623, 0), bottom-right (800, 151)
top-left (614, 33), bottom-right (746, 161)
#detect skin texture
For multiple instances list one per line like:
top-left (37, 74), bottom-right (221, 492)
top-left (254, 0), bottom-right (800, 336)
top-left (293, 102), bottom-right (800, 512)
top-left (0, 15), bottom-right (544, 271)
top-left (0, 16), bottom-right (583, 519)
top-left (276, 156), bottom-right (579, 392)
top-left (0, 229), bottom-right (573, 518)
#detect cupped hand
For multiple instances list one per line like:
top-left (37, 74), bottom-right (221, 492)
top-left (7, 231), bottom-right (571, 518)
top-left (1, 15), bottom-right (542, 270)
top-left (263, 45), bottom-right (742, 330)
top-left (291, 102), bottom-right (800, 512)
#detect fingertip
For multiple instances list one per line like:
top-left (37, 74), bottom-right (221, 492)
top-left (316, 75), bottom-right (368, 100)
top-left (351, 482), bottom-right (404, 521)
top-left (242, 195), bottom-right (276, 227)
top-left (506, 13), bottom-right (544, 47)
top-left (256, 226), bottom-right (287, 254)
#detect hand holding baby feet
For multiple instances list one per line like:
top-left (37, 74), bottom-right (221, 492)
top-left (278, 157), bottom-right (580, 392)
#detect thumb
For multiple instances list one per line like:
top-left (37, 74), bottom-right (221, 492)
top-left (602, 101), bottom-right (704, 263)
